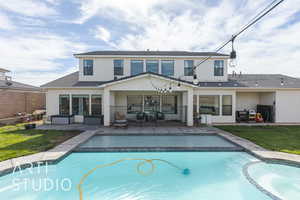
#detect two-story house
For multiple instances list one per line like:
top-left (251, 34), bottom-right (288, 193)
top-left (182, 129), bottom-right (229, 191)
top-left (42, 51), bottom-right (300, 126)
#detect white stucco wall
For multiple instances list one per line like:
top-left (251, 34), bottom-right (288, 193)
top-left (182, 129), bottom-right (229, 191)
top-left (78, 57), bottom-right (228, 82)
top-left (275, 90), bottom-right (300, 123)
top-left (194, 89), bottom-right (236, 123)
top-left (236, 92), bottom-right (260, 111)
top-left (46, 89), bottom-right (103, 122)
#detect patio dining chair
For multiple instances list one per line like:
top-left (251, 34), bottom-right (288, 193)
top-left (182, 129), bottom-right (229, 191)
top-left (155, 111), bottom-right (165, 126)
top-left (136, 112), bottom-right (146, 126)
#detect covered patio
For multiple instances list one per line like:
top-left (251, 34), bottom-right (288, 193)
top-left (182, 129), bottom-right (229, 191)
top-left (100, 73), bottom-right (196, 126)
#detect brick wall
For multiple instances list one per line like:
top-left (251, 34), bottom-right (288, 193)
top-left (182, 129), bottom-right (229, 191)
top-left (0, 90), bottom-right (45, 119)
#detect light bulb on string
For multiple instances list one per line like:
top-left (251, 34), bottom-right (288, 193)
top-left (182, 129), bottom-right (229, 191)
top-left (229, 36), bottom-right (237, 68)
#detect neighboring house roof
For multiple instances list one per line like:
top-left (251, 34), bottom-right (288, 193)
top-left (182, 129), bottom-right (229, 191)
top-left (41, 72), bottom-right (300, 89)
top-left (0, 79), bottom-right (42, 91)
top-left (0, 68), bottom-right (10, 73)
top-left (74, 50), bottom-right (229, 57)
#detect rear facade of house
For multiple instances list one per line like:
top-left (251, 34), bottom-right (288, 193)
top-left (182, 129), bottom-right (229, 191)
top-left (42, 51), bottom-right (300, 126)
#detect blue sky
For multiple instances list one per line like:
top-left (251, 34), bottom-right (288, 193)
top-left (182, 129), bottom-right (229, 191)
top-left (0, 0), bottom-right (299, 86)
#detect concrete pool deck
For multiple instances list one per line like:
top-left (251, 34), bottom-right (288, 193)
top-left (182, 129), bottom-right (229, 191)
top-left (1, 125), bottom-right (300, 176)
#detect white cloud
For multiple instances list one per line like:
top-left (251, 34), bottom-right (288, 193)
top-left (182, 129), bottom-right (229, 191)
top-left (0, 33), bottom-right (87, 71)
top-left (0, 12), bottom-right (15, 30)
top-left (13, 67), bottom-right (78, 87)
top-left (94, 26), bottom-right (111, 42)
top-left (0, 0), bottom-right (57, 17)
top-left (79, 0), bottom-right (300, 77)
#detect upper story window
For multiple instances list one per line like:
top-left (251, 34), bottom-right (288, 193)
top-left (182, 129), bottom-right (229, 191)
top-left (131, 60), bottom-right (144, 76)
top-left (184, 60), bottom-right (194, 76)
top-left (83, 60), bottom-right (93, 76)
top-left (146, 60), bottom-right (159, 73)
top-left (161, 60), bottom-right (174, 76)
top-left (214, 60), bottom-right (224, 76)
top-left (114, 60), bottom-right (124, 76)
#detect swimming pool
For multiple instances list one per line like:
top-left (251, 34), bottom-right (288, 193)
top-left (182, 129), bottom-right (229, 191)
top-left (1, 152), bottom-right (299, 200)
top-left (77, 135), bottom-right (242, 151)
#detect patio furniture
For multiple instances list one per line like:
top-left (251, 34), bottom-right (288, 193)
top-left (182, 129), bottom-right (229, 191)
top-left (24, 123), bottom-right (36, 129)
top-left (113, 112), bottom-right (128, 128)
top-left (136, 112), bottom-right (146, 126)
top-left (155, 111), bottom-right (165, 126)
top-left (236, 110), bottom-right (249, 123)
top-left (84, 115), bottom-right (103, 125)
top-left (193, 112), bottom-right (201, 126)
top-left (51, 115), bottom-right (74, 124)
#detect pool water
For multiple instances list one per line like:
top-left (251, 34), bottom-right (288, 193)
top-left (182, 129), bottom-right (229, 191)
top-left (0, 152), bottom-right (284, 200)
top-left (248, 162), bottom-right (300, 200)
top-left (79, 135), bottom-right (238, 148)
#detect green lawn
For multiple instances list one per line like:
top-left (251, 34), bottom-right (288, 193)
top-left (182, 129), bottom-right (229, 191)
top-left (216, 126), bottom-right (300, 155)
top-left (0, 123), bottom-right (81, 162)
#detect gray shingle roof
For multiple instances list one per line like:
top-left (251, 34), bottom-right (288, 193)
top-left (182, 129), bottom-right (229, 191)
top-left (227, 74), bottom-right (300, 88)
top-left (41, 72), bottom-right (106, 88)
top-left (41, 71), bottom-right (300, 89)
top-left (0, 68), bottom-right (10, 72)
top-left (0, 80), bottom-right (41, 91)
top-left (74, 50), bottom-right (229, 57)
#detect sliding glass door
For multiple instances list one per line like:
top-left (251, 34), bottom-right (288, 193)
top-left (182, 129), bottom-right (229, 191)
top-left (72, 95), bottom-right (89, 115)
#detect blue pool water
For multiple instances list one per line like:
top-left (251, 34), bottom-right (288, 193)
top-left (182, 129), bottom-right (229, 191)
top-left (248, 162), bottom-right (300, 200)
top-left (79, 135), bottom-right (238, 148)
top-left (0, 152), bottom-right (299, 200)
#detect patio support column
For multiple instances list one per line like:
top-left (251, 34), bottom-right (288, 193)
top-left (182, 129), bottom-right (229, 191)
top-left (89, 94), bottom-right (92, 115)
top-left (69, 94), bottom-right (72, 115)
top-left (103, 88), bottom-right (110, 126)
top-left (196, 95), bottom-right (199, 114)
top-left (187, 89), bottom-right (194, 126)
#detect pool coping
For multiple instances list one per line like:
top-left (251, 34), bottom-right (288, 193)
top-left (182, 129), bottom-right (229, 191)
top-left (1, 127), bottom-right (300, 177)
top-left (74, 133), bottom-right (243, 152)
top-left (212, 127), bottom-right (300, 167)
top-left (243, 161), bottom-right (283, 200)
top-left (0, 130), bottom-right (98, 177)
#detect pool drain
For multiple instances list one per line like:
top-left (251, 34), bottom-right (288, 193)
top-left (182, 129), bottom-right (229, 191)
top-left (77, 158), bottom-right (190, 200)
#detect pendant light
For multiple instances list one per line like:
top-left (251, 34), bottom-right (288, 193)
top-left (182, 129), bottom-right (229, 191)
top-left (229, 36), bottom-right (237, 68)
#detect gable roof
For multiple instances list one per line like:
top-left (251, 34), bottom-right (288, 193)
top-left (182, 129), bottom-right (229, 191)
top-left (74, 50), bottom-right (229, 57)
top-left (0, 80), bottom-right (41, 91)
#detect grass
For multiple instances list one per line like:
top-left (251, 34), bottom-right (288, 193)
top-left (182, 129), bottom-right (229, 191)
top-left (0, 123), bottom-right (81, 162)
top-left (216, 126), bottom-right (300, 155)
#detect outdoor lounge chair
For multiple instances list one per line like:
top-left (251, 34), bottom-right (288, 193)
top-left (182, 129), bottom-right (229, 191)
top-left (113, 112), bottom-right (128, 128)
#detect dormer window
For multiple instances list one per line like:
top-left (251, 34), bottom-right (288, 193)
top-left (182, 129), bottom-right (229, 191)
top-left (214, 60), bottom-right (224, 76)
top-left (83, 60), bottom-right (93, 76)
